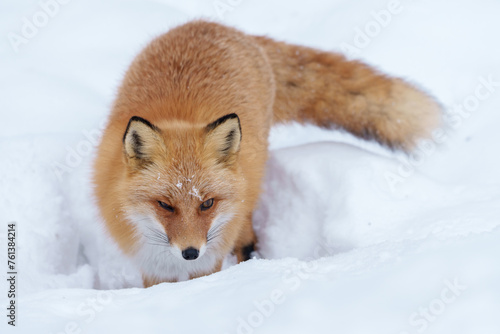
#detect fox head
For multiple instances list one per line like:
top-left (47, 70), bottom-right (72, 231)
top-left (120, 114), bottom-right (244, 263)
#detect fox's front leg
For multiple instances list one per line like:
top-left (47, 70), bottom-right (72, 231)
top-left (142, 275), bottom-right (177, 288)
top-left (233, 214), bottom-right (257, 262)
top-left (190, 259), bottom-right (223, 280)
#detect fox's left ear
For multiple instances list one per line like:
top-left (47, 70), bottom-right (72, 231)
top-left (123, 116), bottom-right (166, 170)
top-left (204, 113), bottom-right (242, 166)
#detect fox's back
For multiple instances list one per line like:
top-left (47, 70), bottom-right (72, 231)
top-left (111, 20), bottom-right (275, 126)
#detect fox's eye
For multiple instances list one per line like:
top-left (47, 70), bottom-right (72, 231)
top-left (200, 198), bottom-right (214, 211)
top-left (158, 201), bottom-right (174, 212)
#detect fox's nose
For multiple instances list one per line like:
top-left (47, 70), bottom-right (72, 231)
top-left (182, 247), bottom-right (199, 260)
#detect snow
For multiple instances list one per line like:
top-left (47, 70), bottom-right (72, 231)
top-left (1, 0), bottom-right (500, 333)
top-left (189, 186), bottom-right (203, 201)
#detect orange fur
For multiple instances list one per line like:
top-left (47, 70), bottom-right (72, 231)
top-left (94, 20), bottom-right (441, 287)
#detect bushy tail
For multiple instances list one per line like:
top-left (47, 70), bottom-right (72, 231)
top-left (253, 36), bottom-right (442, 151)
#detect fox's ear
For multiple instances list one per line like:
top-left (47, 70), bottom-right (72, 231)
top-left (123, 116), bottom-right (165, 169)
top-left (204, 113), bottom-right (242, 166)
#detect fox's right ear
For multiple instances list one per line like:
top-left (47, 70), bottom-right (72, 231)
top-left (123, 116), bottom-right (166, 170)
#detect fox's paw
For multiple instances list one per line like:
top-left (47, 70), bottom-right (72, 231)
top-left (234, 243), bottom-right (256, 262)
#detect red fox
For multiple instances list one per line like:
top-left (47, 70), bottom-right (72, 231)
top-left (94, 20), bottom-right (441, 287)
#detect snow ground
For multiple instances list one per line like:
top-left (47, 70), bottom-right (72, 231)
top-left (1, 0), bottom-right (500, 333)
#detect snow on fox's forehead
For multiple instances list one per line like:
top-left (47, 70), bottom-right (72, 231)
top-left (156, 160), bottom-right (214, 200)
top-left (148, 171), bottom-right (205, 203)
top-left (154, 166), bottom-right (234, 203)
top-left (170, 174), bottom-right (203, 200)
top-left (149, 149), bottom-right (234, 201)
